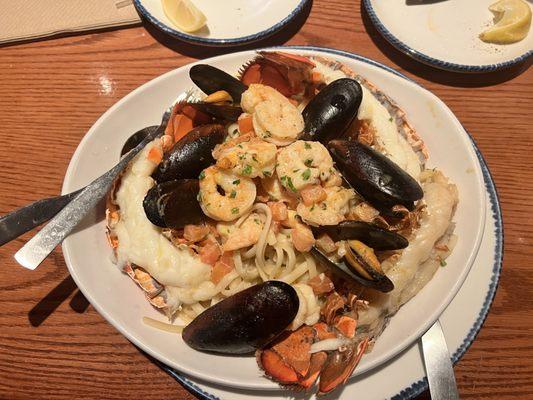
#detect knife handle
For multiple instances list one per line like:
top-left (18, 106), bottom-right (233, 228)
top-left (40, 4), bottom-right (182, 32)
top-left (0, 189), bottom-right (82, 247)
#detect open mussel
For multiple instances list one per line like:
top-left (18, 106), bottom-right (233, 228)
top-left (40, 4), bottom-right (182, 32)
top-left (143, 179), bottom-right (205, 229)
top-left (328, 140), bottom-right (423, 211)
top-left (182, 281), bottom-right (299, 354)
top-left (186, 102), bottom-right (242, 122)
top-left (312, 241), bottom-right (394, 293)
top-left (190, 64), bottom-right (248, 103)
top-left (153, 124), bottom-right (225, 183)
top-left (314, 221), bottom-right (408, 251)
top-left (301, 78), bottom-right (363, 144)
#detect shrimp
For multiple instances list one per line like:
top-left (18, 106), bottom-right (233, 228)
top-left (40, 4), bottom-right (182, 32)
top-left (297, 186), bottom-right (355, 226)
top-left (241, 84), bottom-right (289, 114)
top-left (260, 173), bottom-right (296, 205)
top-left (213, 137), bottom-right (277, 179)
top-left (218, 212), bottom-right (265, 251)
top-left (241, 84), bottom-right (304, 146)
top-left (276, 141), bottom-right (335, 192)
top-left (198, 166), bottom-right (256, 221)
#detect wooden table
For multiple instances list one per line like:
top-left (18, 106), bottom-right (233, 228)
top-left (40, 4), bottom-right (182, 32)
top-left (0, 1), bottom-right (531, 399)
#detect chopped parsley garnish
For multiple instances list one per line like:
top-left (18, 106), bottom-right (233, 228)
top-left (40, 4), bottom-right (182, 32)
top-left (229, 190), bottom-right (237, 198)
top-left (302, 169), bottom-right (311, 180)
top-left (304, 158), bottom-right (313, 167)
top-left (263, 170), bottom-right (272, 177)
top-left (310, 204), bottom-right (315, 211)
top-left (321, 203), bottom-right (327, 210)
top-left (233, 179), bottom-right (240, 185)
top-left (264, 130), bottom-right (272, 138)
top-left (198, 171), bottom-right (205, 180)
top-left (389, 117), bottom-right (393, 122)
top-left (237, 144), bottom-right (243, 149)
top-left (242, 165), bottom-right (252, 175)
top-left (231, 207), bottom-right (239, 214)
top-left (440, 260), bottom-right (447, 267)
top-left (292, 169), bottom-right (300, 173)
top-left (254, 218), bottom-right (261, 225)
top-left (286, 177), bottom-right (297, 192)
top-left (304, 142), bottom-right (311, 149)
top-left (252, 154), bottom-right (258, 163)
top-left (233, 128), bottom-right (239, 135)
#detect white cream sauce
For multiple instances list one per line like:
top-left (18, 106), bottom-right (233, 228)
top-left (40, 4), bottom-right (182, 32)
top-left (113, 139), bottom-right (211, 288)
top-left (358, 172), bottom-right (458, 332)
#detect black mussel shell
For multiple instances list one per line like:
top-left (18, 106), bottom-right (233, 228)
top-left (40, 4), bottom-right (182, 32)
top-left (182, 281), bottom-right (299, 354)
top-left (190, 64), bottom-right (248, 103)
top-left (328, 140), bottom-right (423, 211)
top-left (313, 221), bottom-right (408, 251)
top-left (189, 103), bottom-right (242, 122)
top-left (311, 247), bottom-right (394, 293)
top-left (120, 126), bottom-right (158, 157)
top-left (143, 179), bottom-right (205, 229)
top-left (152, 124), bottom-right (225, 183)
top-left (301, 78), bottom-right (363, 144)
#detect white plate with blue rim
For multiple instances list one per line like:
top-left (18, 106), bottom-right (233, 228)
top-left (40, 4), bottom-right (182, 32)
top-left (61, 47), bottom-right (487, 393)
top-left (363, 0), bottom-right (533, 73)
top-left (156, 47), bottom-right (504, 399)
top-left (133, 0), bottom-right (310, 46)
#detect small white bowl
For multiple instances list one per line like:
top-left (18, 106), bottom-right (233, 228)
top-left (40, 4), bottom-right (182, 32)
top-left (134, 0), bottom-right (310, 46)
top-left (61, 47), bottom-right (486, 390)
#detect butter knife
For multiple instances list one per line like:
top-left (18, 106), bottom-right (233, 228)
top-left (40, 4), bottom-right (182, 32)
top-left (421, 320), bottom-right (460, 400)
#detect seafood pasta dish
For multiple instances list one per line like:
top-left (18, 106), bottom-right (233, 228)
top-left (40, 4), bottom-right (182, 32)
top-left (106, 52), bottom-right (458, 394)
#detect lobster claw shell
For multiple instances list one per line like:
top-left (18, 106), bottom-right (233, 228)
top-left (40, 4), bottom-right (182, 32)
top-left (189, 64), bottom-right (248, 103)
top-left (182, 281), bottom-right (299, 354)
top-left (327, 140), bottom-right (423, 211)
top-left (152, 124), bottom-right (225, 184)
top-left (143, 179), bottom-right (205, 229)
top-left (301, 78), bottom-right (363, 144)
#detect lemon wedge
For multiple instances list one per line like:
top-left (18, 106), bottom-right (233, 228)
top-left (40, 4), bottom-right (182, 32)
top-left (480, 0), bottom-right (532, 44)
top-left (161, 0), bottom-right (207, 33)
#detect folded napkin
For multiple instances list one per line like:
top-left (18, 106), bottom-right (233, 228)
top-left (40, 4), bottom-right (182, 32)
top-left (0, 0), bottom-right (141, 45)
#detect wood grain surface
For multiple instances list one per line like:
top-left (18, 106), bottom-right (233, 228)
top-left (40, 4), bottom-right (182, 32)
top-left (0, 1), bottom-right (531, 399)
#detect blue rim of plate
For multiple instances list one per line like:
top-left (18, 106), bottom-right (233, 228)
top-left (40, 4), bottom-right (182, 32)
top-left (133, 0), bottom-right (310, 46)
top-left (362, 0), bottom-right (532, 73)
top-left (156, 46), bottom-right (504, 399)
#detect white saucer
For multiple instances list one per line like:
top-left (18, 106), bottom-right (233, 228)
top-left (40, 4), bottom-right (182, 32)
top-left (134, 0), bottom-right (310, 46)
top-left (363, 0), bottom-right (533, 72)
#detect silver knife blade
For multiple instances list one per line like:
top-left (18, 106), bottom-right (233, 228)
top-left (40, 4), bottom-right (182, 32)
top-left (421, 320), bottom-right (460, 400)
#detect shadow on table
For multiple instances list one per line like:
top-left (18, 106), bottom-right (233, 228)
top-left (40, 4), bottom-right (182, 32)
top-left (360, 3), bottom-right (532, 87)
top-left (28, 274), bottom-right (89, 327)
top-left (140, 1), bottom-right (313, 59)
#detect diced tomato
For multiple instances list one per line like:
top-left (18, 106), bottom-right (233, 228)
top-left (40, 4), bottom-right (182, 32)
top-left (315, 233), bottom-right (337, 254)
top-left (198, 239), bottom-right (221, 266)
top-left (238, 114), bottom-right (254, 134)
top-left (307, 273), bottom-right (335, 296)
top-left (268, 201), bottom-right (288, 222)
top-left (211, 251), bottom-right (234, 284)
top-left (291, 224), bottom-right (315, 252)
